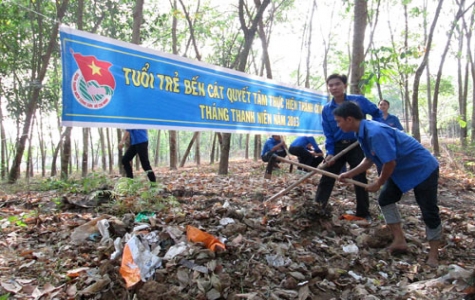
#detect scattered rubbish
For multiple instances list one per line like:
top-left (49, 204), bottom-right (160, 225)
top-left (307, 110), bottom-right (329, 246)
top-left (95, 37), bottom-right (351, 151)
top-left (163, 242), bottom-right (188, 260)
top-left (70, 215), bottom-right (112, 245)
top-left (179, 258), bottom-right (209, 274)
top-left (348, 270), bottom-right (363, 281)
top-left (342, 243), bottom-right (359, 254)
top-left (265, 254), bottom-right (291, 267)
top-left (133, 224), bottom-right (151, 232)
top-left (119, 235), bottom-right (162, 288)
top-left (219, 217), bottom-right (235, 226)
top-left (186, 225), bottom-right (226, 252)
top-left (110, 237), bottom-right (123, 260)
top-left (97, 219), bottom-right (113, 245)
top-left (135, 211), bottom-right (156, 223)
top-left (339, 214), bottom-right (365, 221)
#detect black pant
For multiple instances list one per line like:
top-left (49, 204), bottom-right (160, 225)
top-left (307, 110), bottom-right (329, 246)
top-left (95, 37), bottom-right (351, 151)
top-left (314, 142), bottom-right (369, 217)
top-left (379, 168), bottom-right (440, 229)
top-left (261, 150), bottom-right (286, 162)
top-left (288, 146), bottom-right (323, 170)
top-left (122, 141), bottom-right (156, 182)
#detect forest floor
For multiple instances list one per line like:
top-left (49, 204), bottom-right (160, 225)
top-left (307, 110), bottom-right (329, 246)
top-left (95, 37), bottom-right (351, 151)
top-left (1, 143), bottom-right (475, 300)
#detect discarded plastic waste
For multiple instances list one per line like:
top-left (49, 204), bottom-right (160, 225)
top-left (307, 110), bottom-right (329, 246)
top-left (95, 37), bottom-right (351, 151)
top-left (342, 243), bottom-right (359, 254)
top-left (339, 214), bottom-right (365, 221)
top-left (70, 215), bottom-right (111, 245)
top-left (186, 225), bottom-right (226, 252)
top-left (163, 242), bottom-right (188, 260)
top-left (135, 211), bottom-right (156, 223)
top-left (265, 254), bottom-right (291, 267)
top-left (119, 235), bottom-right (162, 288)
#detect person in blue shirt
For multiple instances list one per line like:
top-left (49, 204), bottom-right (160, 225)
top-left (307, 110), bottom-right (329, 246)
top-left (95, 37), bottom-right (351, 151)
top-left (261, 135), bottom-right (287, 168)
top-left (119, 129), bottom-right (156, 182)
top-left (289, 136), bottom-right (323, 171)
top-left (316, 73), bottom-right (383, 221)
top-left (334, 101), bottom-right (441, 267)
top-left (378, 99), bottom-right (404, 130)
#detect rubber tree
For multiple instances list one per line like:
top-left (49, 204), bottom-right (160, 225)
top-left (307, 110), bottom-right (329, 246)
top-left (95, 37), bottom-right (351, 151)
top-left (218, 0), bottom-right (271, 175)
top-left (8, 0), bottom-right (70, 183)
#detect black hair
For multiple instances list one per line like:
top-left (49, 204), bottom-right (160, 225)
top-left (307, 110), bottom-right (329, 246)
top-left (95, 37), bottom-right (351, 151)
top-left (333, 101), bottom-right (364, 120)
top-left (326, 73), bottom-right (348, 85)
top-left (378, 99), bottom-right (390, 106)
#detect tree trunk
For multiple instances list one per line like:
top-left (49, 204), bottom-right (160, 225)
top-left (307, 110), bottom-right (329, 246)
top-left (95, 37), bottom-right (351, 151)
top-left (117, 129), bottom-right (125, 175)
top-left (99, 128), bottom-right (106, 171)
top-left (81, 128), bottom-right (89, 177)
top-left (411, 0), bottom-right (444, 142)
top-left (217, 0), bottom-right (270, 175)
top-left (245, 134), bottom-right (250, 160)
top-left (0, 78), bottom-right (7, 179)
top-left (154, 130), bottom-right (161, 166)
top-left (461, 7), bottom-right (475, 145)
top-left (169, 130), bottom-right (178, 170)
top-left (61, 127), bottom-right (72, 180)
top-left (430, 1), bottom-right (467, 156)
top-left (350, 0), bottom-right (367, 95)
top-left (7, 0), bottom-right (69, 183)
top-left (254, 134), bottom-right (261, 161)
top-left (305, 1), bottom-right (316, 88)
top-left (180, 132), bottom-right (199, 167)
top-left (195, 132), bottom-right (201, 165)
top-left (210, 133), bottom-right (217, 164)
top-left (106, 128), bottom-right (113, 173)
top-left (218, 133), bottom-right (231, 174)
top-left (37, 111), bottom-right (46, 177)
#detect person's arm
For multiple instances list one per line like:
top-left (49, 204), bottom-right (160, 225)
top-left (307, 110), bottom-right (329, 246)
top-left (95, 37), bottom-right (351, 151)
top-left (394, 117), bottom-right (404, 131)
top-left (322, 106), bottom-right (336, 156)
top-left (367, 160), bottom-right (396, 192)
top-left (338, 157), bottom-right (374, 181)
top-left (361, 97), bottom-right (383, 122)
top-left (271, 140), bottom-right (286, 151)
top-left (118, 131), bottom-right (130, 149)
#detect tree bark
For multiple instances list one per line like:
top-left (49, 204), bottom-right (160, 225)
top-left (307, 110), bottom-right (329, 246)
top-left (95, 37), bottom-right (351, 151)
top-left (8, 0), bottom-right (69, 183)
top-left (180, 132), bottom-right (199, 167)
top-left (217, 0), bottom-right (270, 175)
top-left (0, 78), bottom-right (7, 179)
top-left (61, 127), bottom-right (72, 179)
top-left (81, 128), bottom-right (89, 177)
top-left (350, 0), bottom-right (367, 95)
top-left (411, 0), bottom-right (444, 142)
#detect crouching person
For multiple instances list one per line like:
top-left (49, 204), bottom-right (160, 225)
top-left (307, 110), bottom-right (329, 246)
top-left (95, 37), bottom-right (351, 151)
top-left (261, 135), bottom-right (287, 168)
top-left (334, 101), bottom-right (442, 267)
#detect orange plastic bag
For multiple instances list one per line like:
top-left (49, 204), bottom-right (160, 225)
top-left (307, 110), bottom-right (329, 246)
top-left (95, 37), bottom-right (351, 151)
top-left (339, 214), bottom-right (365, 221)
top-left (186, 225), bottom-right (226, 252)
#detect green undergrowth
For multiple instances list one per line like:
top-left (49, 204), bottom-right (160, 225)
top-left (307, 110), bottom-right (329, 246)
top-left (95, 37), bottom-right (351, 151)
top-left (0, 173), bottom-right (181, 228)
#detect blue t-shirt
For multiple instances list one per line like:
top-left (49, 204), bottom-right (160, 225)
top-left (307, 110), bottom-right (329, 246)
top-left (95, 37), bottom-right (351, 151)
top-left (290, 136), bottom-right (322, 153)
top-left (261, 137), bottom-right (284, 156)
top-left (322, 94), bottom-right (382, 155)
top-left (382, 114), bottom-right (404, 131)
top-left (357, 120), bottom-right (438, 193)
top-left (127, 129), bottom-right (148, 145)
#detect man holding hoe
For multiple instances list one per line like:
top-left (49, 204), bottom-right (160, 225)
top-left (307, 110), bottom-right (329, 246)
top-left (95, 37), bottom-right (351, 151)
top-left (334, 101), bottom-right (442, 267)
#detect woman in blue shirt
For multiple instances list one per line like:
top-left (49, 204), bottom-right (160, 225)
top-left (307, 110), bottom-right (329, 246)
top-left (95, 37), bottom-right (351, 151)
top-left (334, 101), bottom-right (441, 267)
top-left (378, 99), bottom-right (404, 131)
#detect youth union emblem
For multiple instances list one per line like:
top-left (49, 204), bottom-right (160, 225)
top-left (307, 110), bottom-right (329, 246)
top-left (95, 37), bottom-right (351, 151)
top-left (71, 51), bottom-right (116, 109)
